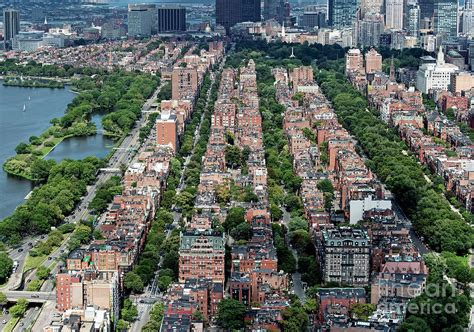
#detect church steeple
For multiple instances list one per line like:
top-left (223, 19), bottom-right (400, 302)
top-left (389, 56), bottom-right (395, 81)
top-left (437, 46), bottom-right (445, 65)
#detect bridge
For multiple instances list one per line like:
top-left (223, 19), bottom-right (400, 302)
top-left (5, 291), bottom-right (54, 303)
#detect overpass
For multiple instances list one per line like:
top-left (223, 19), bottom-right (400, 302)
top-left (5, 291), bottom-right (54, 303)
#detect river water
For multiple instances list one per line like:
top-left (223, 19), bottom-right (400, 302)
top-left (0, 84), bottom-right (113, 220)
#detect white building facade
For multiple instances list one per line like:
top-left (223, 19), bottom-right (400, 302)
top-left (416, 47), bottom-right (459, 93)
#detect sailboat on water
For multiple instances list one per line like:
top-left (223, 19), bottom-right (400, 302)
top-left (22, 104), bottom-right (26, 112)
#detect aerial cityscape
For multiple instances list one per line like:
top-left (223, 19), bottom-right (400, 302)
top-left (0, 0), bottom-right (473, 331)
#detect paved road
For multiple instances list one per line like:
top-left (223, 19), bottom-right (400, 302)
top-left (129, 302), bottom-right (153, 332)
top-left (282, 205), bottom-right (305, 302)
top-left (132, 62), bottom-right (224, 331)
top-left (13, 306), bottom-right (40, 332)
top-left (0, 310), bottom-right (12, 330)
top-left (391, 199), bottom-right (429, 255)
top-left (4, 291), bottom-right (54, 302)
top-left (30, 301), bottom-right (55, 332)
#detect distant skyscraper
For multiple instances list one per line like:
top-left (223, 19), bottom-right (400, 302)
top-left (263, 0), bottom-right (284, 22)
top-left (360, 0), bottom-right (383, 17)
top-left (328, 0), bottom-right (360, 27)
top-left (157, 6), bottom-right (186, 32)
top-left (461, 0), bottom-right (474, 35)
top-left (127, 4), bottom-right (152, 37)
top-left (433, 0), bottom-right (458, 38)
top-left (216, 0), bottom-right (261, 30)
top-left (419, 0), bottom-right (434, 21)
top-left (406, 4), bottom-right (420, 37)
top-left (385, 0), bottom-right (404, 29)
top-left (301, 8), bottom-right (327, 29)
top-left (3, 9), bottom-right (20, 49)
top-left (356, 13), bottom-right (385, 47)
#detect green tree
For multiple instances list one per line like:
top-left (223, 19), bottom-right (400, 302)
top-left (288, 216), bottom-right (308, 233)
top-left (30, 159), bottom-right (56, 183)
top-left (317, 179), bottom-right (334, 193)
top-left (36, 266), bottom-right (51, 280)
top-left (116, 319), bottom-right (129, 331)
top-left (10, 299), bottom-right (28, 318)
top-left (15, 142), bottom-right (32, 154)
top-left (398, 316), bottom-right (432, 332)
top-left (280, 302), bottom-right (309, 331)
top-left (158, 275), bottom-right (173, 291)
top-left (223, 207), bottom-right (245, 232)
top-left (270, 203), bottom-right (283, 221)
top-left (230, 222), bottom-right (252, 241)
top-left (123, 271), bottom-right (144, 293)
top-left (224, 145), bottom-right (242, 169)
top-left (349, 303), bottom-right (376, 320)
top-left (303, 298), bottom-right (318, 314)
top-left (121, 298), bottom-right (138, 322)
top-left (0, 292), bottom-right (7, 307)
top-left (72, 225), bottom-right (92, 244)
top-left (0, 253), bottom-right (13, 283)
top-left (216, 299), bottom-right (246, 330)
top-left (142, 320), bottom-right (161, 332)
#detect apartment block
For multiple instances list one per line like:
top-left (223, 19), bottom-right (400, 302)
top-left (318, 227), bottom-right (371, 286)
top-left (178, 230), bottom-right (225, 283)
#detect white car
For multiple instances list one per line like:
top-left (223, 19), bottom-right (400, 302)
top-left (2, 320), bottom-right (6, 324)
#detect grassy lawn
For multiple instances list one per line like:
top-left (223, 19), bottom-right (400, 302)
top-left (3, 317), bottom-right (20, 332)
top-left (38, 136), bottom-right (66, 156)
top-left (23, 254), bottom-right (47, 272)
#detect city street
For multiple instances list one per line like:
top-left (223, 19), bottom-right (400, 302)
top-left (131, 63), bottom-right (222, 330)
top-left (282, 207), bottom-right (306, 302)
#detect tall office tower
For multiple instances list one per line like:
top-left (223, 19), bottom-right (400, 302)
top-left (462, 0), bottom-right (474, 35)
top-left (356, 14), bottom-right (385, 47)
top-left (419, 0), bottom-right (434, 22)
top-left (129, 4), bottom-right (157, 33)
top-left (263, 0), bottom-right (284, 22)
top-left (360, 0), bottom-right (383, 17)
top-left (216, 0), bottom-right (261, 30)
top-left (385, 0), bottom-right (404, 29)
top-left (406, 3), bottom-right (420, 37)
top-left (241, 0), bottom-right (262, 23)
top-left (127, 4), bottom-right (152, 37)
top-left (328, 0), bottom-right (360, 27)
top-left (433, 0), bottom-right (458, 38)
top-left (301, 7), bottom-right (327, 29)
top-left (3, 9), bottom-right (20, 49)
top-left (157, 6), bottom-right (186, 32)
